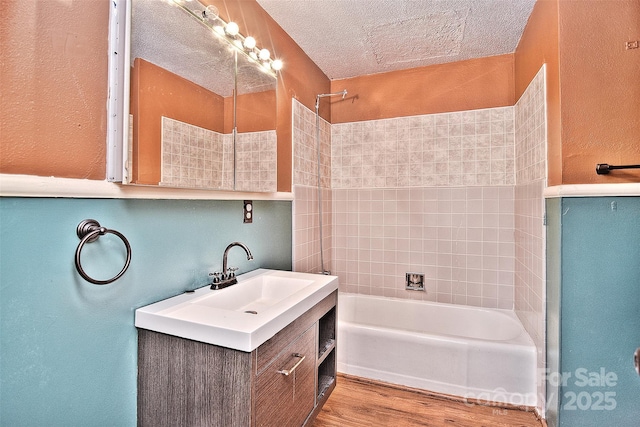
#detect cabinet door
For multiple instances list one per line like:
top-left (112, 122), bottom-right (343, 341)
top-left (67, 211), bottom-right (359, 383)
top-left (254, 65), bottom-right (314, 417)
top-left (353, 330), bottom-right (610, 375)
top-left (255, 326), bottom-right (316, 427)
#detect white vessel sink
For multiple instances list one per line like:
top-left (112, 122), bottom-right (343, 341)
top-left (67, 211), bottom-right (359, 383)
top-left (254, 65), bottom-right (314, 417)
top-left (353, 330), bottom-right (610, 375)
top-left (135, 269), bottom-right (338, 352)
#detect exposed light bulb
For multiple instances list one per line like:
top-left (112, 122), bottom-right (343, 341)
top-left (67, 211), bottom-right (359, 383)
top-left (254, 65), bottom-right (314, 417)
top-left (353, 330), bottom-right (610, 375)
top-left (258, 48), bottom-right (270, 61)
top-left (202, 5), bottom-right (218, 21)
top-left (213, 25), bottom-right (225, 36)
top-left (271, 59), bottom-right (283, 71)
top-left (225, 22), bottom-right (239, 36)
top-left (233, 39), bottom-right (243, 49)
top-left (243, 36), bottom-right (256, 50)
top-left (249, 51), bottom-right (258, 60)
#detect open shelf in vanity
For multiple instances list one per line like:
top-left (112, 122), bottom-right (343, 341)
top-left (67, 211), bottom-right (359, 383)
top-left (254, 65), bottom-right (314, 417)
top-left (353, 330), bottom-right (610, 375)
top-left (316, 306), bottom-right (336, 401)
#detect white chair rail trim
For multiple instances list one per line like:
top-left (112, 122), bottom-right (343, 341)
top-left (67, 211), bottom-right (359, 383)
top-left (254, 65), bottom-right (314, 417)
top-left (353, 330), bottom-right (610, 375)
top-left (0, 174), bottom-right (293, 200)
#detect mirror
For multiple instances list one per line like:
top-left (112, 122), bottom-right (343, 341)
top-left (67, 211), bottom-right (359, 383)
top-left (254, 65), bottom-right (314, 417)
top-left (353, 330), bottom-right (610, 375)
top-left (235, 53), bottom-right (278, 192)
top-left (127, 0), bottom-right (277, 192)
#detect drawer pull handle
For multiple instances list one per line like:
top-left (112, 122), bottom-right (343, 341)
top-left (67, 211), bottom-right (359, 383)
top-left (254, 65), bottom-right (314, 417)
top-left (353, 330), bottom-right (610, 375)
top-left (277, 353), bottom-right (306, 376)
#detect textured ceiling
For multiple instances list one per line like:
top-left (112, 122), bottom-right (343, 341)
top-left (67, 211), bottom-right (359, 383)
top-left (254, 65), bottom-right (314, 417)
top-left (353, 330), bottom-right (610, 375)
top-left (256, 0), bottom-right (536, 80)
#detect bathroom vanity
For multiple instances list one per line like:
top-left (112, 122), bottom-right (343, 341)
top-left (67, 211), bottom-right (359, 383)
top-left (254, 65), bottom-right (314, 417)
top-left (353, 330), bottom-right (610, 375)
top-left (135, 270), bottom-right (338, 426)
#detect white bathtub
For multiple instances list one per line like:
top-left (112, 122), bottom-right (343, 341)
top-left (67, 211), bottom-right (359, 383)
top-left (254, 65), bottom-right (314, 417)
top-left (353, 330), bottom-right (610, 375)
top-left (337, 293), bottom-right (537, 407)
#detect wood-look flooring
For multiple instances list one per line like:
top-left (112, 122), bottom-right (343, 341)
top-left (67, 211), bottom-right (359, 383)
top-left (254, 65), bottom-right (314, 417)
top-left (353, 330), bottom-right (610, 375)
top-left (310, 375), bottom-right (545, 427)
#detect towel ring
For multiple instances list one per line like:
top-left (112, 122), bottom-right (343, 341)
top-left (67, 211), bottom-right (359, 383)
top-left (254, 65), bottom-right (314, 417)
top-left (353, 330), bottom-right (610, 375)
top-left (75, 219), bottom-right (132, 285)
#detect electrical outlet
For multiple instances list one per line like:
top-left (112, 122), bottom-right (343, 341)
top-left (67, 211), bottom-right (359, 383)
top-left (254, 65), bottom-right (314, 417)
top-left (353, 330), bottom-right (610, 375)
top-left (244, 200), bottom-right (253, 223)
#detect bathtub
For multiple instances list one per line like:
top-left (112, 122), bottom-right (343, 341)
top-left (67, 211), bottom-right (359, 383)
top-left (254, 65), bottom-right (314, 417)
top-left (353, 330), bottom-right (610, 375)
top-left (337, 293), bottom-right (537, 407)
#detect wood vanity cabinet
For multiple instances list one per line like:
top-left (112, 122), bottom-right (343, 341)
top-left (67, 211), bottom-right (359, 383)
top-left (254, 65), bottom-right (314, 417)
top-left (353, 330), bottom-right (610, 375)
top-left (137, 291), bottom-right (337, 427)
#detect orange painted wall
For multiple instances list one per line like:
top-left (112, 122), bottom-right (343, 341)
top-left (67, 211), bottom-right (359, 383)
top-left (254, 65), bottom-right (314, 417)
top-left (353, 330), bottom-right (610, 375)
top-left (131, 58), bottom-right (276, 185)
top-left (558, 0), bottom-right (640, 184)
top-left (3, 0), bottom-right (637, 188)
top-left (0, 0), bottom-right (109, 180)
top-left (213, 0), bottom-right (331, 191)
top-left (131, 59), bottom-right (227, 185)
top-left (236, 90), bottom-right (277, 133)
top-left (515, 0), bottom-right (561, 186)
top-left (330, 54), bottom-right (516, 124)
top-left (0, 0), bottom-right (329, 192)
top-left (515, 0), bottom-right (640, 185)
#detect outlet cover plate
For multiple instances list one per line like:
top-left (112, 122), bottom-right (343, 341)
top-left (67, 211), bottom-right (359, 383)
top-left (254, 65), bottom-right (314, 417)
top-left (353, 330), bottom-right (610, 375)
top-left (244, 200), bottom-right (253, 223)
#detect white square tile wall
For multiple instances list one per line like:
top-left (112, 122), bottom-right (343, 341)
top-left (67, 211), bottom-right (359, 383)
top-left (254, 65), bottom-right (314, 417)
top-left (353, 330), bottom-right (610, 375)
top-left (331, 107), bottom-right (515, 189)
top-left (332, 186), bottom-right (515, 308)
top-left (293, 100), bottom-right (331, 188)
top-left (161, 117), bottom-right (233, 190)
top-left (292, 185), bottom-right (333, 274)
top-left (292, 66), bottom-right (547, 412)
top-left (292, 99), bottom-right (333, 274)
top-left (514, 65), bottom-right (547, 411)
top-left (516, 65), bottom-right (547, 184)
top-left (235, 130), bottom-right (277, 192)
top-left (292, 64), bottom-right (546, 316)
top-left (161, 117), bottom-right (276, 192)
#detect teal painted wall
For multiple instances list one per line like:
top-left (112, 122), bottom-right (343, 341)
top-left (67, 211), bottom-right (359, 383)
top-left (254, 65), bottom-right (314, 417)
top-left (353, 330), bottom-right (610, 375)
top-left (545, 197), bottom-right (561, 427)
top-left (0, 197), bottom-right (292, 426)
top-left (547, 197), bottom-right (640, 427)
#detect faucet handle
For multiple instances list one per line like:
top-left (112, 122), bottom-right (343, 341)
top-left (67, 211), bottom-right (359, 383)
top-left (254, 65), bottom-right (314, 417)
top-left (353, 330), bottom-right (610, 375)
top-left (227, 267), bottom-right (239, 278)
top-left (209, 271), bottom-right (222, 283)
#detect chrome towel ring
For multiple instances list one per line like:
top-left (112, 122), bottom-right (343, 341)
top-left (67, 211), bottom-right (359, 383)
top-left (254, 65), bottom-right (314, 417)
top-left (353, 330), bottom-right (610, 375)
top-left (75, 219), bottom-right (132, 285)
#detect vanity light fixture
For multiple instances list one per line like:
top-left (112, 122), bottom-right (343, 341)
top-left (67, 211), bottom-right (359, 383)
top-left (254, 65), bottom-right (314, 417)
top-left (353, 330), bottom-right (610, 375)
top-left (170, 0), bottom-right (282, 76)
top-left (202, 4), bottom-right (218, 21)
top-left (213, 24), bottom-right (225, 36)
top-left (225, 21), bottom-right (240, 36)
top-left (271, 59), bottom-right (283, 71)
top-left (258, 48), bottom-right (270, 61)
top-left (243, 36), bottom-right (256, 50)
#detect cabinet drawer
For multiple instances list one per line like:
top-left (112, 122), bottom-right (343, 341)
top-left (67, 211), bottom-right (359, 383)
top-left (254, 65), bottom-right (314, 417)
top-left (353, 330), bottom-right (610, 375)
top-left (255, 326), bottom-right (316, 427)
top-left (256, 292), bottom-right (337, 376)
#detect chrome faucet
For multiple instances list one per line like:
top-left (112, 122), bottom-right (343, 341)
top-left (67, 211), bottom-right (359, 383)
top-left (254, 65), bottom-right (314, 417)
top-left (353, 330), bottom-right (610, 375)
top-left (210, 242), bottom-right (253, 290)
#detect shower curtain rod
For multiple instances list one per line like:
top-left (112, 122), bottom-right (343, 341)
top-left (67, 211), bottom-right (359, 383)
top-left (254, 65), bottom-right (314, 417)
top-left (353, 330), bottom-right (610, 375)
top-left (595, 163), bottom-right (640, 175)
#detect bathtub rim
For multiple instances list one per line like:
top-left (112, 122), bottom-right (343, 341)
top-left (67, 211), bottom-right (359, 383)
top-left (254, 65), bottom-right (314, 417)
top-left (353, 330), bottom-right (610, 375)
top-left (337, 292), bottom-right (536, 347)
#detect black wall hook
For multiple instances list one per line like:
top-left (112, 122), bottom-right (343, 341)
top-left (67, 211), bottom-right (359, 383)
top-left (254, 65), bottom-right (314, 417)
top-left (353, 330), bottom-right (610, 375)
top-left (596, 163), bottom-right (640, 175)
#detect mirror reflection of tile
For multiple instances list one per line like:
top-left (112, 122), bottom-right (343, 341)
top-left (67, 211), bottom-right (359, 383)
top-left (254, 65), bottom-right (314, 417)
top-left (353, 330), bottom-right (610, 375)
top-left (160, 117), bottom-right (276, 192)
top-left (235, 131), bottom-right (278, 192)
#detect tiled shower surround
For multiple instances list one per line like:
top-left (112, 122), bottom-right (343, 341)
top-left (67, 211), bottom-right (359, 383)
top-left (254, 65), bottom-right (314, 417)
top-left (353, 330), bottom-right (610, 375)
top-left (514, 65), bottom-right (547, 410)
top-left (293, 184), bottom-right (332, 274)
top-left (161, 117), bottom-right (277, 192)
top-left (293, 100), bottom-right (521, 308)
top-left (332, 185), bottom-right (516, 307)
top-left (292, 100), bottom-right (332, 274)
top-left (330, 104), bottom-right (518, 308)
top-left (293, 100), bottom-right (332, 188)
top-left (293, 65), bottom-right (546, 410)
top-left (331, 107), bottom-right (515, 189)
